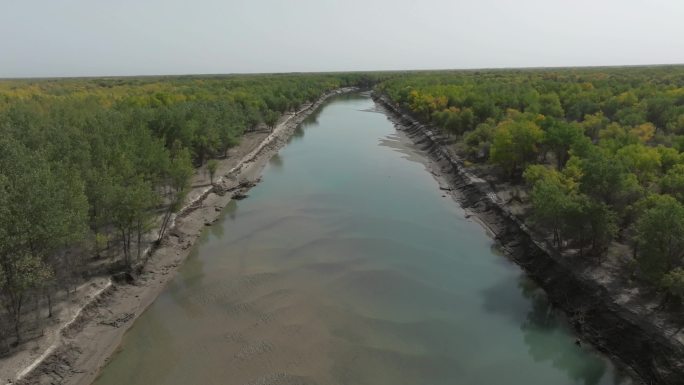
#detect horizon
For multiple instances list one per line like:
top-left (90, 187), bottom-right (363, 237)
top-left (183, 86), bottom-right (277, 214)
top-left (2, 62), bottom-right (684, 81)
top-left (2, 0), bottom-right (683, 78)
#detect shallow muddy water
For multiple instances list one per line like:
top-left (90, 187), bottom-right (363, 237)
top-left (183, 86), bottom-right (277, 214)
top-left (93, 94), bottom-right (633, 385)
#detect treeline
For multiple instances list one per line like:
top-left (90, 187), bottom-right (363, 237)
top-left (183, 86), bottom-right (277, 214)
top-left (0, 73), bottom-right (378, 348)
top-left (378, 66), bottom-right (684, 301)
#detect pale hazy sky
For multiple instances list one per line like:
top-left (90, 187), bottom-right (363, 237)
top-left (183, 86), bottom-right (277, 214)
top-left (1, 0), bottom-right (682, 78)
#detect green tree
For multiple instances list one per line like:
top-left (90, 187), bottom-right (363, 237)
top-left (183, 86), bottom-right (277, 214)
top-left (577, 147), bottom-right (626, 204)
top-left (0, 253), bottom-right (51, 343)
top-left (207, 159), bottom-right (219, 185)
top-left (661, 164), bottom-right (684, 203)
top-left (158, 147), bottom-right (193, 243)
top-left (110, 176), bottom-right (158, 269)
top-left (490, 118), bottom-right (544, 178)
top-left (662, 268), bottom-right (684, 301)
top-left (657, 146), bottom-right (681, 173)
top-left (459, 108), bottom-right (476, 133)
top-left (539, 92), bottom-right (564, 118)
top-left (527, 169), bottom-right (572, 247)
top-left (572, 198), bottom-right (617, 257)
top-left (544, 121), bottom-right (584, 168)
top-left (264, 110), bottom-right (280, 131)
top-left (525, 163), bottom-right (616, 255)
top-left (0, 139), bottom-right (87, 342)
top-left (581, 112), bottom-right (608, 141)
top-left (463, 121), bottom-right (495, 160)
top-left (616, 144), bottom-right (662, 186)
top-left (635, 195), bottom-right (684, 280)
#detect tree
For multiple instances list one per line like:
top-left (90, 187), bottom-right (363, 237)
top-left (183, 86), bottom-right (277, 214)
top-left (490, 118), bottom-right (544, 178)
top-left (110, 176), bottom-right (158, 269)
top-left (577, 147), bottom-right (627, 204)
top-left (573, 198), bottom-right (617, 257)
top-left (539, 92), bottom-right (564, 118)
top-left (189, 118), bottom-right (219, 165)
top-left (635, 195), bottom-right (684, 280)
top-left (646, 96), bottom-right (675, 131)
top-left (544, 121), bottom-right (584, 168)
top-left (581, 112), bottom-right (608, 141)
top-left (527, 169), bottom-right (573, 247)
top-left (264, 110), bottom-right (280, 131)
top-left (662, 268), bottom-right (684, 302)
top-left (207, 159), bottom-right (219, 185)
top-left (629, 122), bottom-right (656, 143)
top-left (433, 108), bottom-right (455, 133)
top-left (463, 121), bottom-right (495, 160)
top-left (158, 147), bottom-right (193, 243)
top-left (657, 145), bottom-right (681, 173)
top-left (0, 253), bottom-right (51, 344)
top-left (217, 121), bottom-right (242, 158)
top-left (525, 163), bottom-right (616, 255)
top-left (616, 144), bottom-right (662, 186)
top-left (598, 122), bottom-right (638, 152)
top-left (459, 108), bottom-right (476, 133)
top-left (0, 138), bottom-right (87, 342)
top-left (669, 114), bottom-right (684, 135)
top-left (661, 164), bottom-right (684, 203)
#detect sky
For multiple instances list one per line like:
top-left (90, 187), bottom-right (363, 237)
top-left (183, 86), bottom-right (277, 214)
top-left (0, 0), bottom-right (683, 78)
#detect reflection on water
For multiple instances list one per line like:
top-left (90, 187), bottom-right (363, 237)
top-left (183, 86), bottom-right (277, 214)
top-left (269, 153), bottom-right (284, 169)
top-left (94, 94), bottom-right (633, 385)
top-left (519, 278), bottom-right (606, 385)
top-left (288, 125), bottom-right (306, 143)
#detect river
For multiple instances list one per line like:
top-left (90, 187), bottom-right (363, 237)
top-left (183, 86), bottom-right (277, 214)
top-left (93, 93), bottom-right (633, 385)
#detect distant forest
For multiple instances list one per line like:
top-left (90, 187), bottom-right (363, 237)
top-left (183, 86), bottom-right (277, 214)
top-left (378, 66), bottom-right (684, 301)
top-left (0, 73), bottom-right (377, 347)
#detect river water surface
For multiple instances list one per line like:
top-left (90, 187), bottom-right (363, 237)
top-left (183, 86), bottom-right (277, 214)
top-left (94, 94), bottom-right (633, 385)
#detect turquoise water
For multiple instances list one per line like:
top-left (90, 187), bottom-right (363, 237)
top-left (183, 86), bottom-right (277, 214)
top-left (93, 94), bottom-right (633, 385)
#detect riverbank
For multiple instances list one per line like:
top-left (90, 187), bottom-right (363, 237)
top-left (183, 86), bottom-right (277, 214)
top-left (7, 87), bottom-right (357, 385)
top-left (373, 92), bottom-right (684, 385)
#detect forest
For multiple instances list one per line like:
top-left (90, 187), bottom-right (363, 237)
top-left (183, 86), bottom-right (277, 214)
top-left (3, 66), bottom-right (684, 359)
top-left (377, 66), bottom-right (684, 303)
top-left (0, 72), bottom-right (377, 349)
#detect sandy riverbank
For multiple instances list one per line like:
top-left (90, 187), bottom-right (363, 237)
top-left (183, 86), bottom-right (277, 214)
top-left (373, 92), bottom-right (684, 385)
top-left (6, 87), bottom-right (357, 385)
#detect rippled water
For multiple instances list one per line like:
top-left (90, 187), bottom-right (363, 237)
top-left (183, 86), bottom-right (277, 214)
top-left (93, 94), bottom-right (633, 385)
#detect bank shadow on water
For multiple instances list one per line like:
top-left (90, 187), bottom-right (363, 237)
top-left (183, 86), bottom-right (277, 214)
top-left (92, 93), bottom-right (635, 385)
top-left (480, 275), bottom-right (626, 385)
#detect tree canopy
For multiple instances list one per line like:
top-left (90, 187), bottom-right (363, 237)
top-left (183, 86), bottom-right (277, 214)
top-left (379, 65), bottom-right (684, 298)
top-left (0, 72), bottom-right (379, 347)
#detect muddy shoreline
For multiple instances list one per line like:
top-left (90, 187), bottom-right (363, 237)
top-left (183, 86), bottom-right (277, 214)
top-left (373, 92), bottom-right (684, 385)
top-left (12, 87), bottom-right (358, 385)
